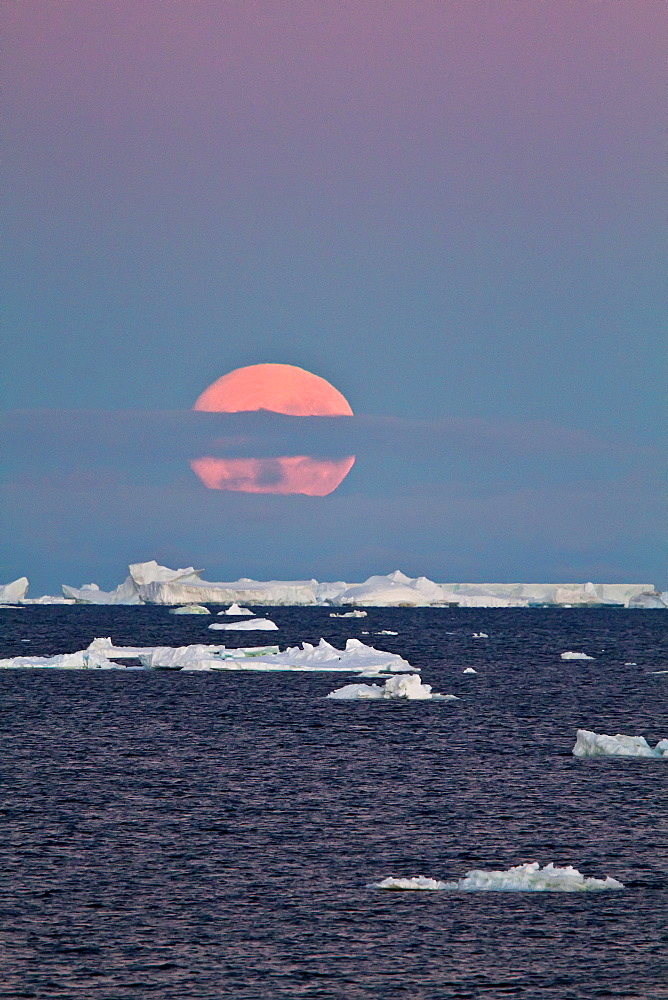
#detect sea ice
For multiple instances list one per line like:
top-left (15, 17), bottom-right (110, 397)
top-left (372, 862), bottom-right (624, 892)
top-left (208, 618), bottom-right (278, 631)
top-left (330, 610), bottom-right (367, 618)
top-left (560, 651), bottom-right (595, 660)
top-left (169, 604), bottom-right (211, 614)
top-left (463, 667), bottom-right (478, 674)
top-left (376, 630), bottom-right (398, 635)
top-left (472, 632), bottom-right (489, 638)
top-left (219, 604), bottom-right (254, 615)
top-left (327, 673), bottom-right (457, 701)
top-left (572, 729), bottom-right (668, 758)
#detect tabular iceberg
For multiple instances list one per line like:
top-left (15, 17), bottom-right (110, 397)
top-left (372, 862), bottom-right (624, 892)
top-left (327, 673), bottom-right (456, 701)
top-left (573, 729), bottom-right (668, 758)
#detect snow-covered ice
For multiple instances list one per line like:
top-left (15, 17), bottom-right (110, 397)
top-left (208, 618), bottom-right (278, 631)
top-left (472, 632), bottom-right (489, 638)
top-left (463, 667), bottom-right (478, 674)
top-left (219, 604), bottom-right (254, 616)
top-left (330, 610), bottom-right (367, 618)
top-left (169, 604), bottom-right (211, 615)
top-left (376, 630), bottom-right (398, 635)
top-left (372, 862), bottom-right (624, 892)
top-left (327, 673), bottom-right (456, 701)
top-left (573, 729), bottom-right (668, 758)
top-left (561, 651), bottom-right (595, 660)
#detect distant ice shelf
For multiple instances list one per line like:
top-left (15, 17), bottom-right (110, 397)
top-left (1, 560), bottom-right (665, 608)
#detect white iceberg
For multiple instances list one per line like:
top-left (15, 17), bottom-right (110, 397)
top-left (472, 632), bottom-right (489, 638)
top-left (572, 729), bottom-right (668, 758)
top-left (169, 604), bottom-right (211, 615)
top-left (372, 862), bottom-right (624, 892)
top-left (219, 604), bottom-right (254, 616)
top-left (376, 630), bottom-right (398, 635)
top-left (200, 638), bottom-right (415, 674)
top-left (330, 610), bottom-right (368, 618)
top-left (0, 577), bottom-right (29, 604)
top-left (138, 643), bottom-right (279, 669)
top-left (327, 673), bottom-right (456, 701)
top-left (463, 667), bottom-right (478, 674)
top-left (208, 618), bottom-right (278, 631)
top-left (561, 651), bottom-right (595, 660)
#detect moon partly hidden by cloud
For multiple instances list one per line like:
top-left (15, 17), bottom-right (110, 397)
top-left (191, 363), bottom-right (355, 495)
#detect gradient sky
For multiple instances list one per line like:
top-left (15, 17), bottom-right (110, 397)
top-left (2, 1), bottom-right (664, 594)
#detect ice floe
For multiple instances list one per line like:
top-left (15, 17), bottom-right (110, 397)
top-left (219, 604), bottom-right (254, 616)
top-left (330, 610), bottom-right (367, 618)
top-left (0, 636), bottom-right (415, 674)
top-left (372, 862), bottom-right (624, 892)
top-left (472, 632), bottom-right (489, 638)
top-left (463, 667), bottom-right (478, 674)
top-left (560, 651), bottom-right (595, 660)
top-left (572, 729), bottom-right (668, 758)
top-left (327, 673), bottom-right (456, 701)
top-left (376, 630), bottom-right (398, 635)
top-left (208, 618), bottom-right (278, 631)
top-left (169, 604), bottom-right (211, 615)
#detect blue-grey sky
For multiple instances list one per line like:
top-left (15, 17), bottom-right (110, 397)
top-left (1, 1), bottom-right (664, 594)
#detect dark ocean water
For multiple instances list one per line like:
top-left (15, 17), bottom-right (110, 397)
top-left (0, 606), bottom-right (666, 1000)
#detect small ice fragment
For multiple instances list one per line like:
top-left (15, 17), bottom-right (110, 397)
top-left (572, 729), bottom-right (668, 758)
top-left (372, 876), bottom-right (448, 891)
top-left (376, 630), bottom-right (398, 635)
top-left (220, 604), bottom-right (254, 616)
top-left (371, 862), bottom-right (624, 892)
top-left (330, 610), bottom-right (367, 618)
top-left (624, 662), bottom-right (637, 666)
top-left (208, 618), bottom-right (278, 631)
top-left (327, 673), bottom-right (458, 701)
top-left (169, 604), bottom-right (211, 615)
top-left (463, 667), bottom-right (477, 674)
top-left (472, 632), bottom-right (489, 638)
top-left (560, 651), bottom-right (594, 660)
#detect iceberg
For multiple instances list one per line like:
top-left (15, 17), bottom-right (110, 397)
top-left (219, 604), bottom-right (254, 615)
top-left (208, 618), bottom-right (278, 631)
top-left (463, 667), bottom-right (478, 674)
top-left (561, 651), bottom-right (595, 660)
top-left (330, 610), bottom-right (367, 618)
top-left (137, 643), bottom-right (280, 669)
top-left (372, 862), bottom-right (624, 892)
top-left (0, 577), bottom-right (29, 604)
top-left (169, 604), bottom-right (211, 614)
top-left (572, 729), bottom-right (668, 758)
top-left (327, 673), bottom-right (457, 701)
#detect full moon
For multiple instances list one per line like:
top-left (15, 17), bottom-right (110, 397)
top-left (191, 363), bottom-right (355, 495)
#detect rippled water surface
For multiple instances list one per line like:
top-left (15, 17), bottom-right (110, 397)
top-left (1, 607), bottom-right (666, 999)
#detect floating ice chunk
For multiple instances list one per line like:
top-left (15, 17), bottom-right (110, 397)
top-left (170, 604), bottom-right (211, 615)
top-left (208, 618), bottom-right (278, 631)
top-left (472, 632), bottom-right (489, 638)
top-left (0, 577), bottom-right (29, 604)
top-left (327, 673), bottom-right (457, 701)
top-left (561, 651), bottom-right (595, 660)
top-left (138, 644), bottom-right (279, 669)
top-left (463, 667), bottom-right (478, 674)
top-left (330, 610), bottom-right (367, 618)
top-left (208, 638), bottom-right (416, 674)
top-left (372, 862), bottom-right (623, 892)
top-left (373, 876), bottom-right (448, 891)
top-left (573, 729), bottom-right (668, 758)
top-left (376, 630), bottom-right (398, 635)
top-left (219, 604), bottom-right (254, 616)
top-left (624, 662), bottom-right (637, 666)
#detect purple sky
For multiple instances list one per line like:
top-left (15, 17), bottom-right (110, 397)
top-left (2, 1), bottom-right (664, 592)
